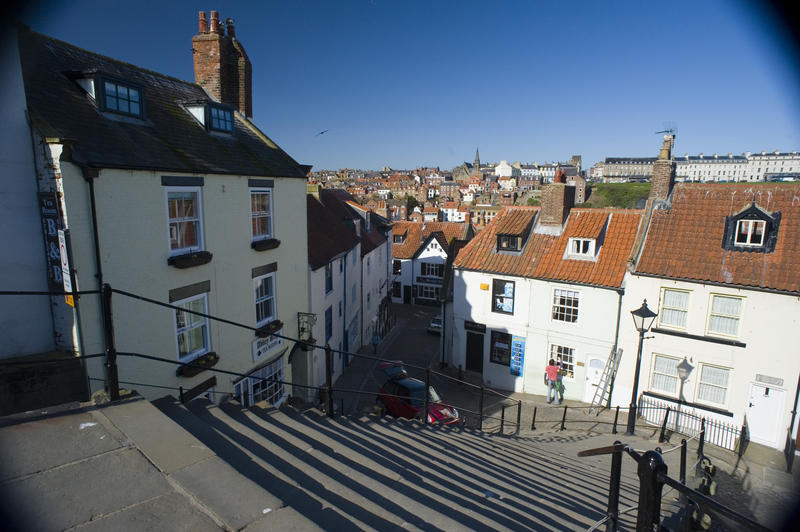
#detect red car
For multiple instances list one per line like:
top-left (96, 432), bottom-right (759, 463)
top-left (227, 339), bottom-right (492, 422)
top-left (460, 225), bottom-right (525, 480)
top-left (377, 362), bottom-right (459, 424)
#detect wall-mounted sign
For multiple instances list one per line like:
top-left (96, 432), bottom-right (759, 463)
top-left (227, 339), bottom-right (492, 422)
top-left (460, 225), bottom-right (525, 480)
top-left (479, 283), bottom-right (489, 290)
top-left (510, 335), bottom-right (525, 377)
top-left (464, 320), bottom-right (486, 334)
top-left (57, 230), bottom-right (74, 307)
top-left (252, 329), bottom-right (284, 363)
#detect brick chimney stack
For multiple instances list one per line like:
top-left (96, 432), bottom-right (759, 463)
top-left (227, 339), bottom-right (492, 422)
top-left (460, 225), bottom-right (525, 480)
top-left (540, 181), bottom-right (575, 227)
top-left (192, 10), bottom-right (253, 118)
top-left (650, 134), bottom-right (675, 201)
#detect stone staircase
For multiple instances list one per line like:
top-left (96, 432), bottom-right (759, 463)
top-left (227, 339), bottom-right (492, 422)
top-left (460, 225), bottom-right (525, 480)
top-left (154, 397), bottom-right (688, 531)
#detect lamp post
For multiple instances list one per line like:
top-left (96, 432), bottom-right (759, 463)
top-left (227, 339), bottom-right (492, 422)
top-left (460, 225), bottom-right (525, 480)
top-left (626, 299), bottom-right (658, 435)
top-left (675, 357), bottom-right (694, 432)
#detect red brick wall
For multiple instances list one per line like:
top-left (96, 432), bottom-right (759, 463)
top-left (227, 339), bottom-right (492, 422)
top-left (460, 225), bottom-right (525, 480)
top-left (541, 183), bottom-right (575, 226)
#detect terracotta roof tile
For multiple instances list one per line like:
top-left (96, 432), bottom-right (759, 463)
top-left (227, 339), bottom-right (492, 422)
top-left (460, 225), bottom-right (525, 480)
top-left (534, 209), bottom-right (643, 288)
top-left (454, 207), bottom-right (555, 277)
top-left (392, 221), bottom-right (468, 259)
top-left (636, 183), bottom-right (800, 294)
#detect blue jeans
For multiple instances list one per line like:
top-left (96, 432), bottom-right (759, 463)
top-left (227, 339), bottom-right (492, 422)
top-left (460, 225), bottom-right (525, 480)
top-left (547, 379), bottom-right (560, 404)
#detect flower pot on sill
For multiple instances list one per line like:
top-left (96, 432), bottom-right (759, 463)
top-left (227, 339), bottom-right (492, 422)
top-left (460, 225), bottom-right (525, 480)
top-left (167, 251), bottom-right (213, 268)
top-left (176, 351), bottom-right (219, 378)
top-left (251, 238), bottom-right (281, 251)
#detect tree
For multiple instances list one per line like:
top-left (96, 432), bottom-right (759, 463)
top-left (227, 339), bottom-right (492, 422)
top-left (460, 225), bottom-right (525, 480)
top-left (405, 194), bottom-right (419, 212)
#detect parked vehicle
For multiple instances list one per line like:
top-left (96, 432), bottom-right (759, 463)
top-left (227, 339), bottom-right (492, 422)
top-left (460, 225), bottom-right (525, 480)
top-left (377, 362), bottom-right (458, 423)
top-left (427, 314), bottom-right (442, 335)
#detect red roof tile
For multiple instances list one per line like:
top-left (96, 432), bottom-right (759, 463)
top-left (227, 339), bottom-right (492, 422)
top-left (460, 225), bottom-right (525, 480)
top-left (534, 209), bottom-right (643, 288)
top-left (636, 183), bottom-right (800, 293)
top-left (392, 221), bottom-right (468, 259)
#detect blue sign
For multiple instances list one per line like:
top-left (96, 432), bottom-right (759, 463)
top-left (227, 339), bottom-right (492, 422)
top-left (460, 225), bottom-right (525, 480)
top-left (510, 335), bottom-right (525, 376)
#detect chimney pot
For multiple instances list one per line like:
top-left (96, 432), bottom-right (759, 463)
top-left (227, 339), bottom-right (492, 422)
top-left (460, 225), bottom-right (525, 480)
top-left (225, 18), bottom-right (236, 38)
top-left (210, 11), bottom-right (221, 34)
top-left (198, 11), bottom-right (208, 33)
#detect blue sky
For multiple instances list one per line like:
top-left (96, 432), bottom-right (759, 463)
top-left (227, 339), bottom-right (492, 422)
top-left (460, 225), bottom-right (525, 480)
top-left (19, 0), bottom-right (800, 171)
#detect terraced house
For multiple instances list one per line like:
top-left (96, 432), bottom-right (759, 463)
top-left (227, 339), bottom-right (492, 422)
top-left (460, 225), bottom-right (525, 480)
top-left (613, 137), bottom-right (800, 452)
top-left (13, 13), bottom-right (311, 405)
top-left (391, 221), bottom-right (473, 306)
top-left (451, 171), bottom-right (642, 399)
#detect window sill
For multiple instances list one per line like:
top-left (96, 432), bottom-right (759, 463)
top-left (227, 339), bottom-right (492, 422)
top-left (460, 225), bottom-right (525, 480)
top-left (176, 351), bottom-right (218, 378)
top-left (652, 327), bottom-right (746, 348)
top-left (255, 319), bottom-right (284, 338)
top-left (251, 238), bottom-right (280, 252)
top-left (168, 251), bottom-right (213, 269)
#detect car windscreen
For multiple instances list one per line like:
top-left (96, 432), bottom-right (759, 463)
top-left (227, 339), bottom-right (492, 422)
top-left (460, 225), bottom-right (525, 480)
top-left (409, 386), bottom-right (442, 406)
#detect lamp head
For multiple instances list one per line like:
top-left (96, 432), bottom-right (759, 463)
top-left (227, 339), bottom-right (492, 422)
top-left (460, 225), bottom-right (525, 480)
top-left (631, 298), bottom-right (658, 333)
top-left (677, 356), bottom-right (694, 381)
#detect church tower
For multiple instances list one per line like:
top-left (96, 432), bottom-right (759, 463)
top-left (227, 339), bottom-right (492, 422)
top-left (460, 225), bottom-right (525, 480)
top-left (473, 148), bottom-right (480, 175)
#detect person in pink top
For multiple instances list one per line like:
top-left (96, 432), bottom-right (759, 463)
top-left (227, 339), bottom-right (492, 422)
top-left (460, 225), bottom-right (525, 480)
top-left (545, 358), bottom-right (560, 405)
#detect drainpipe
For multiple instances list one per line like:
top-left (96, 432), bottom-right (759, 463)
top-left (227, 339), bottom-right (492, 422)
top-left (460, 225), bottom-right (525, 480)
top-left (342, 252), bottom-right (348, 364)
top-left (606, 288), bottom-right (624, 405)
top-left (82, 167), bottom-right (104, 287)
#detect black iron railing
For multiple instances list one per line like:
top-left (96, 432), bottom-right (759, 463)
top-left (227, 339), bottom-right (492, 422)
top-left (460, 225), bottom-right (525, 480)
top-left (578, 440), bottom-right (771, 532)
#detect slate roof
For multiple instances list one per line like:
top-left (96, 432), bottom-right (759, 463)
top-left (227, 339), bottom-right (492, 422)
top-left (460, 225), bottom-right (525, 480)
top-left (391, 221), bottom-right (468, 259)
top-left (534, 209), bottom-right (643, 289)
top-left (18, 28), bottom-right (306, 178)
top-left (454, 206), bottom-right (642, 289)
top-left (306, 196), bottom-right (360, 270)
top-left (316, 189), bottom-right (389, 259)
top-left (635, 183), bottom-right (800, 294)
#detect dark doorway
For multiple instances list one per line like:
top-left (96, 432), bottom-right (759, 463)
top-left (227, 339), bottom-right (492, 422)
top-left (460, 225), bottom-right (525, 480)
top-left (466, 331), bottom-right (483, 373)
top-left (403, 285), bottom-right (411, 304)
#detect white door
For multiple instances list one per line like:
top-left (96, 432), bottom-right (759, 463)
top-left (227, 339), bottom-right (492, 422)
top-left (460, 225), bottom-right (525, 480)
top-left (746, 383), bottom-right (785, 447)
top-left (584, 356), bottom-right (606, 403)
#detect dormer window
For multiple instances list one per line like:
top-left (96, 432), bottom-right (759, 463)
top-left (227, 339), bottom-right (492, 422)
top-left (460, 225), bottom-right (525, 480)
top-left (102, 80), bottom-right (142, 117)
top-left (734, 219), bottom-right (765, 246)
top-left (184, 102), bottom-right (234, 133)
top-left (497, 234), bottom-right (521, 252)
top-left (209, 105), bottom-right (233, 132)
top-left (393, 234), bottom-right (405, 244)
top-left (568, 237), bottom-right (595, 258)
top-left (722, 203), bottom-right (780, 253)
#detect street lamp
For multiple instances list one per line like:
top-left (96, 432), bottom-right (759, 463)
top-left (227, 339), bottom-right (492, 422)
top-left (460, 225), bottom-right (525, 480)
top-left (675, 357), bottom-right (694, 432)
top-left (626, 299), bottom-right (658, 435)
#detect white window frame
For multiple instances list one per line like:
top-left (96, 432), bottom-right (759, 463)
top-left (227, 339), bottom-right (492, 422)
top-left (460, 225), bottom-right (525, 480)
top-left (250, 188), bottom-right (273, 241)
top-left (658, 288), bottom-right (690, 330)
top-left (552, 288), bottom-right (579, 323)
top-left (166, 187), bottom-right (203, 256)
top-left (549, 344), bottom-right (575, 380)
top-left (650, 354), bottom-right (679, 395)
top-left (706, 294), bottom-right (743, 338)
top-left (734, 219), bottom-right (765, 247)
top-left (234, 357), bottom-right (286, 408)
top-left (695, 364), bottom-right (730, 407)
top-left (174, 293), bottom-right (210, 362)
top-left (254, 272), bottom-right (277, 328)
top-left (567, 237), bottom-right (595, 257)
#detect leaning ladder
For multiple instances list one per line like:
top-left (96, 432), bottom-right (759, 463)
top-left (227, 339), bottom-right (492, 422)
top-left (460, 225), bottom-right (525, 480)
top-left (589, 348), bottom-right (622, 415)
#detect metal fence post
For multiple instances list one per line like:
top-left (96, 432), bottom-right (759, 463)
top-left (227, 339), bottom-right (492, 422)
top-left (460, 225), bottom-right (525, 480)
top-left (636, 450), bottom-right (668, 532)
top-left (423, 366), bottom-right (430, 426)
top-left (500, 404), bottom-right (505, 433)
top-left (100, 283), bottom-right (120, 401)
top-left (659, 406), bottom-right (671, 443)
top-left (516, 400), bottom-right (522, 435)
top-left (698, 418), bottom-right (706, 458)
top-left (612, 406), bottom-right (619, 435)
top-left (680, 439), bottom-right (687, 485)
top-left (531, 406), bottom-right (537, 431)
top-left (606, 441), bottom-right (623, 532)
top-left (560, 406), bottom-right (567, 431)
top-left (478, 385), bottom-right (484, 431)
top-left (325, 344), bottom-right (334, 418)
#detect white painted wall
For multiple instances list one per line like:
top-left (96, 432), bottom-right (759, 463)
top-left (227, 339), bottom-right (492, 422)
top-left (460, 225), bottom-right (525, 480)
top-left (612, 273), bottom-right (800, 450)
top-left (451, 269), bottom-right (623, 397)
top-left (0, 29), bottom-right (55, 358)
top-left (50, 158), bottom-right (309, 401)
